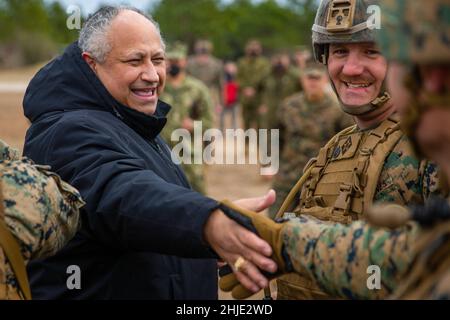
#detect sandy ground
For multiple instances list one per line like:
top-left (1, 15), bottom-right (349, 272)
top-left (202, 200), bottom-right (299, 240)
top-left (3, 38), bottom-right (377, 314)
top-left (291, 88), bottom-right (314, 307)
top-left (0, 66), bottom-right (276, 300)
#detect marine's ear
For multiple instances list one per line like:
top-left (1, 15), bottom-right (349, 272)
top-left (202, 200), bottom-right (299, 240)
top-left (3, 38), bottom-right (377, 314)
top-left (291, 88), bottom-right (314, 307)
top-left (81, 52), bottom-right (97, 73)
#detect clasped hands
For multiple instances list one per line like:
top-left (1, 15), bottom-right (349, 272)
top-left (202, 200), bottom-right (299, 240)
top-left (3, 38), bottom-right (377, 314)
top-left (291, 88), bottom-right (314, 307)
top-left (203, 190), bottom-right (291, 299)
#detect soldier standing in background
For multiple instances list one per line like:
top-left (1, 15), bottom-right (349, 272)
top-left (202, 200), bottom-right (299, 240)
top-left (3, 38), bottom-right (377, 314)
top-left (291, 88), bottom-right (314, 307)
top-left (260, 52), bottom-right (302, 179)
top-left (186, 40), bottom-right (224, 118)
top-left (260, 51), bottom-right (301, 132)
top-left (0, 139), bottom-right (84, 300)
top-left (269, 61), bottom-right (352, 218)
top-left (161, 42), bottom-right (214, 194)
top-left (237, 40), bottom-right (270, 130)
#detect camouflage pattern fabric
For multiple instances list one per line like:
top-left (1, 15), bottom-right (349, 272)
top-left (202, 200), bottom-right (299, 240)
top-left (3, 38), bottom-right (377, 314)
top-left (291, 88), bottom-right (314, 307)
top-left (281, 214), bottom-right (419, 299)
top-left (160, 75), bottom-right (214, 193)
top-left (260, 66), bottom-right (302, 130)
top-left (270, 92), bottom-right (353, 217)
top-left (378, 0), bottom-right (450, 65)
top-left (186, 55), bottom-right (224, 108)
top-left (0, 139), bottom-right (84, 299)
top-left (236, 56), bottom-right (270, 129)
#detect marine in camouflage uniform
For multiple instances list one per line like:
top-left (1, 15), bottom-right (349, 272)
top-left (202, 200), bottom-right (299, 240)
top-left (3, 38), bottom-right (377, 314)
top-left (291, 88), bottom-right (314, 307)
top-left (186, 40), bottom-right (224, 116)
top-left (161, 43), bottom-right (214, 194)
top-left (218, 0), bottom-right (444, 300)
top-left (237, 40), bottom-right (270, 130)
top-left (219, 0), bottom-right (450, 301)
top-left (270, 63), bottom-right (353, 218)
top-left (260, 52), bottom-right (302, 131)
top-left (0, 139), bottom-right (84, 300)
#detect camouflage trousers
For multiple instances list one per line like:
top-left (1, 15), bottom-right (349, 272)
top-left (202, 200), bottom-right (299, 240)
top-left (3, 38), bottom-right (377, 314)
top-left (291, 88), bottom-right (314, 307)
top-left (241, 103), bottom-right (261, 130)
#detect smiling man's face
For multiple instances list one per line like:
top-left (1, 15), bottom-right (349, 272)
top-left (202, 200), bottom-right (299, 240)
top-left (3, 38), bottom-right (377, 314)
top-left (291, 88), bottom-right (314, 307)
top-left (84, 10), bottom-right (166, 115)
top-left (328, 42), bottom-right (387, 107)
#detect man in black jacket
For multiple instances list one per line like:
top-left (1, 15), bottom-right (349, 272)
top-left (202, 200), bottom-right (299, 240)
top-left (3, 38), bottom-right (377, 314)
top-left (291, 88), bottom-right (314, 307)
top-left (22, 6), bottom-right (275, 299)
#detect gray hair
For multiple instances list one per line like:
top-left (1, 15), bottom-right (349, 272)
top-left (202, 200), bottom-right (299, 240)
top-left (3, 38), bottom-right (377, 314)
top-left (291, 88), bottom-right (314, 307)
top-left (78, 6), bottom-right (165, 63)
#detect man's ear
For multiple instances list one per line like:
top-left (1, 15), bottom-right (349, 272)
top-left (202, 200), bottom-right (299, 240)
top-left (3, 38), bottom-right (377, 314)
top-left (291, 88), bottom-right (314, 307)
top-left (82, 52), bottom-right (97, 73)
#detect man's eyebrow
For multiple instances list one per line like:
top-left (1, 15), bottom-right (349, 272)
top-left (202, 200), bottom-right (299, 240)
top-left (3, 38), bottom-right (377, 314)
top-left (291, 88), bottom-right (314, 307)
top-left (123, 51), bottom-right (146, 59)
top-left (153, 50), bottom-right (165, 56)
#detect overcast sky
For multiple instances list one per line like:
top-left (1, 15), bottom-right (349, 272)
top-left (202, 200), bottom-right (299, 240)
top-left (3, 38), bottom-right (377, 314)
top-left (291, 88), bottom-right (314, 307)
top-left (46, 0), bottom-right (157, 15)
top-left (46, 0), bottom-right (244, 15)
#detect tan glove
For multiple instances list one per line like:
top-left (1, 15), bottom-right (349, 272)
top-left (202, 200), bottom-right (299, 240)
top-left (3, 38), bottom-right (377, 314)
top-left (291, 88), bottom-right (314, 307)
top-left (218, 199), bottom-right (292, 299)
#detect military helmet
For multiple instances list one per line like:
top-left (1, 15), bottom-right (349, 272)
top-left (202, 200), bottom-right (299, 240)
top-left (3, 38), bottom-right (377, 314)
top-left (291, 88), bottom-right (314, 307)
top-left (194, 40), bottom-right (213, 54)
top-left (312, 0), bottom-right (379, 64)
top-left (166, 41), bottom-right (188, 60)
top-left (378, 0), bottom-right (450, 65)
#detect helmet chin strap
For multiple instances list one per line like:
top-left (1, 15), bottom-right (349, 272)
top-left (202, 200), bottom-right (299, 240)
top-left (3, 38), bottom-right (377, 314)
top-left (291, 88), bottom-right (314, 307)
top-left (340, 91), bottom-right (391, 116)
top-left (329, 77), bottom-right (392, 116)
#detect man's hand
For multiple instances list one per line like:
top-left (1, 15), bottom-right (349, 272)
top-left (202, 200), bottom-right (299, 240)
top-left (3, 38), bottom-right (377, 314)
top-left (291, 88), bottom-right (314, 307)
top-left (182, 117), bottom-right (194, 132)
top-left (243, 87), bottom-right (256, 98)
top-left (215, 191), bottom-right (293, 299)
top-left (203, 190), bottom-right (277, 294)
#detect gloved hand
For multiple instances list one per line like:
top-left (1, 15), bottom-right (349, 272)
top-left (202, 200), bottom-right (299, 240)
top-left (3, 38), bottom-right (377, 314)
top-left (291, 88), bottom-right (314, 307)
top-left (218, 199), bottom-right (292, 299)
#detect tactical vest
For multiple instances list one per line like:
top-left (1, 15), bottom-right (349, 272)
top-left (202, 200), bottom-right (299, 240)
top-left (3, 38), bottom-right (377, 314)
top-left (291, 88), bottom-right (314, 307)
top-left (277, 115), bottom-right (404, 300)
top-left (0, 173), bottom-right (31, 300)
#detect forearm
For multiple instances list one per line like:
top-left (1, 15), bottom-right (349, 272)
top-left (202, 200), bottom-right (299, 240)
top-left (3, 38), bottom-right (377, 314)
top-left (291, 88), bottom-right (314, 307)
top-left (282, 215), bottom-right (419, 299)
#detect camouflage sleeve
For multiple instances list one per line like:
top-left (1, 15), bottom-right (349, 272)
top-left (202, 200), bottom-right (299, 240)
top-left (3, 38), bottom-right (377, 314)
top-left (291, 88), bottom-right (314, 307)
top-left (194, 82), bottom-right (214, 131)
top-left (282, 215), bottom-right (418, 299)
top-left (420, 160), bottom-right (441, 200)
top-left (1, 158), bottom-right (84, 261)
top-left (375, 135), bottom-right (441, 205)
top-left (216, 60), bottom-right (225, 104)
top-left (0, 139), bottom-right (20, 161)
top-left (236, 59), bottom-right (247, 88)
top-left (278, 98), bottom-right (304, 135)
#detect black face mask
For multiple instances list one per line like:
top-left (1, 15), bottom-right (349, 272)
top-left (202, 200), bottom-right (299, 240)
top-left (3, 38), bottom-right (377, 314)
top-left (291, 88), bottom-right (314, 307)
top-left (169, 64), bottom-right (181, 77)
top-left (197, 47), bottom-right (209, 54)
top-left (225, 72), bottom-right (234, 82)
top-left (273, 63), bottom-right (286, 74)
top-left (249, 50), bottom-right (259, 57)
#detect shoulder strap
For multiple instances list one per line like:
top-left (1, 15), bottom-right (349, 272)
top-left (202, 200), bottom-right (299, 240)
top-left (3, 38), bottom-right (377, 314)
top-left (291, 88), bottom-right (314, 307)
top-left (0, 175), bottom-right (32, 300)
top-left (275, 124), bottom-right (357, 219)
top-left (361, 116), bottom-right (403, 213)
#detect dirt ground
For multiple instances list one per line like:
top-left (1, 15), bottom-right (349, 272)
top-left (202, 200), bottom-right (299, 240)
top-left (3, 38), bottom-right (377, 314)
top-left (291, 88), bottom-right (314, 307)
top-left (0, 66), bottom-right (276, 300)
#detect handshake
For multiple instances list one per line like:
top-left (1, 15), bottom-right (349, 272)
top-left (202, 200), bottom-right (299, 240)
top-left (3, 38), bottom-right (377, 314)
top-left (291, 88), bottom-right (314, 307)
top-left (218, 200), bottom-right (293, 299)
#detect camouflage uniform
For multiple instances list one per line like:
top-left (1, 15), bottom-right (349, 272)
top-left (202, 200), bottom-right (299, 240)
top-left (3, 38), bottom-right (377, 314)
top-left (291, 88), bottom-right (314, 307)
top-left (0, 139), bottom-right (84, 299)
top-left (270, 92), bottom-right (352, 218)
top-left (186, 54), bottom-right (224, 111)
top-left (260, 66), bottom-right (301, 130)
top-left (161, 75), bottom-right (214, 194)
top-left (237, 55), bottom-right (270, 130)
top-left (281, 214), bottom-right (418, 299)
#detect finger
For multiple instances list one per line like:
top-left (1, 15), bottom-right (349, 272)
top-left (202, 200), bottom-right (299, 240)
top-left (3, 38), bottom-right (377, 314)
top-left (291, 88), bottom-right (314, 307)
top-left (238, 259), bottom-right (269, 289)
top-left (234, 189), bottom-right (276, 212)
top-left (234, 270), bottom-right (260, 294)
top-left (237, 225), bottom-right (273, 255)
top-left (219, 272), bottom-right (240, 292)
top-left (232, 284), bottom-right (258, 300)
